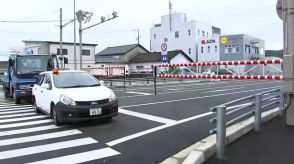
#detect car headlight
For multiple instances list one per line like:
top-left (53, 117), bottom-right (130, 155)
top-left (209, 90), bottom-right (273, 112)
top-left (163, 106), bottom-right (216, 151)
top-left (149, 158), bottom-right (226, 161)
top-left (19, 84), bottom-right (31, 90)
top-left (59, 95), bottom-right (76, 106)
top-left (109, 91), bottom-right (117, 102)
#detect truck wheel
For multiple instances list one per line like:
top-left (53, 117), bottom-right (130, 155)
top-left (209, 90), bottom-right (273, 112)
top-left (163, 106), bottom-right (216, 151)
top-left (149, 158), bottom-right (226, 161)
top-left (4, 87), bottom-right (9, 98)
top-left (13, 91), bottom-right (20, 104)
top-left (52, 105), bottom-right (62, 126)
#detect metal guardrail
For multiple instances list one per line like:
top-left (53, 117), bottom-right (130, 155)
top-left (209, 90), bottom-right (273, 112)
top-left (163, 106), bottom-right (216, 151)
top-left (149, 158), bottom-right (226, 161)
top-left (209, 88), bottom-right (284, 160)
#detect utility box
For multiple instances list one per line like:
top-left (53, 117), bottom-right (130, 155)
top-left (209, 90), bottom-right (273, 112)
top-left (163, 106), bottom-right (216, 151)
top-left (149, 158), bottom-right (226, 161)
top-left (283, 55), bottom-right (294, 94)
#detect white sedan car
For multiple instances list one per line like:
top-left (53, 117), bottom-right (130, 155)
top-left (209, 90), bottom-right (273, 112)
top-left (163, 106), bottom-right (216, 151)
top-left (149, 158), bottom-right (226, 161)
top-left (32, 70), bottom-right (118, 126)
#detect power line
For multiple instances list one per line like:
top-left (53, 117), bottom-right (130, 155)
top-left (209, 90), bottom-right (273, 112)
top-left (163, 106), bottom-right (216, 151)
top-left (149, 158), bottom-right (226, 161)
top-left (0, 19), bottom-right (72, 23)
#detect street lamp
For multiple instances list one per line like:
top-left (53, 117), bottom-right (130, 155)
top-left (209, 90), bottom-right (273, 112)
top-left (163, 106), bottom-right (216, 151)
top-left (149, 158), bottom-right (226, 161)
top-left (76, 10), bottom-right (118, 70)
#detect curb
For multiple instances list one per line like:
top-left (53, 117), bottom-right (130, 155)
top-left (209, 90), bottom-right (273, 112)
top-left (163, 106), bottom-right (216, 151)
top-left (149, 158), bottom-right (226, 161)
top-left (160, 108), bottom-right (279, 164)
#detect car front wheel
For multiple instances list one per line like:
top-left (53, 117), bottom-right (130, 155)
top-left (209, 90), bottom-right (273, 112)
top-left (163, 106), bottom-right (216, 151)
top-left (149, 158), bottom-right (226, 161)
top-left (52, 105), bottom-right (62, 126)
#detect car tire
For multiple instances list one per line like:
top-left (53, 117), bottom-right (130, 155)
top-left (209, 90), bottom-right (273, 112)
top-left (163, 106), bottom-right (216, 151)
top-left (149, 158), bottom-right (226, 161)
top-left (52, 105), bottom-right (62, 126)
top-left (33, 97), bottom-right (40, 113)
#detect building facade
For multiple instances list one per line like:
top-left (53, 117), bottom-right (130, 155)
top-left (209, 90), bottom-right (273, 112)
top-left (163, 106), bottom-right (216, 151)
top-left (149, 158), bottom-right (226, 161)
top-left (23, 41), bottom-right (97, 70)
top-left (198, 34), bottom-right (265, 74)
top-left (150, 12), bottom-right (221, 62)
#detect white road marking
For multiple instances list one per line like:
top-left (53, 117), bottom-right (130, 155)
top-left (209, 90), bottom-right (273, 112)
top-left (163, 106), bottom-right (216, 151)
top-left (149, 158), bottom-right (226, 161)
top-left (226, 102), bottom-right (253, 110)
top-left (119, 108), bottom-right (177, 124)
top-left (0, 105), bottom-right (32, 108)
top-left (0, 106), bottom-right (33, 110)
top-left (118, 81), bottom-right (278, 99)
top-left (0, 112), bottom-right (36, 119)
top-left (125, 91), bottom-right (152, 95)
top-left (0, 137), bottom-right (97, 160)
top-left (0, 109), bottom-right (33, 115)
top-left (204, 87), bottom-right (245, 93)
top-left (0, 125), bottom-right (61, 137)
top-left (0, 119), bottom-right (53, 130)
top-left (0, 130), bottom-right (81, 146)
top-left (120, 86), bottom-right (280, 108)
top-left (107, 112), bottom-right (213, 146)
top-left (167, 88), bottom-right (181, 91)
top-left (0, 115), bottom-right (48, 123)
top-left (28, 148), bottom-right (120, 164)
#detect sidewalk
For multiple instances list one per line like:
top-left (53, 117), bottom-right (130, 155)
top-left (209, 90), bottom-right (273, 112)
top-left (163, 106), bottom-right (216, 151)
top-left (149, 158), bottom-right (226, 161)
top-left (205, 116), bottom-right (294, 164)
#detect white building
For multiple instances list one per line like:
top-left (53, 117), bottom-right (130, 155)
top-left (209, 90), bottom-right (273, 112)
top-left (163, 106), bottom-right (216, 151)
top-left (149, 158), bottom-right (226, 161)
top-left (150, 13), bottom-right (221, 62)
top-left (197, 37), bottom-right (220, 62)
top-left (23, 40), bottom-right (97, 70)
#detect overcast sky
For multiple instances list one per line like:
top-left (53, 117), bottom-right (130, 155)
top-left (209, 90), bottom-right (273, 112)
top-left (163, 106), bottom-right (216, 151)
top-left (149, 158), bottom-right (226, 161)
top-left (0, 0), bottom-right (283, 55)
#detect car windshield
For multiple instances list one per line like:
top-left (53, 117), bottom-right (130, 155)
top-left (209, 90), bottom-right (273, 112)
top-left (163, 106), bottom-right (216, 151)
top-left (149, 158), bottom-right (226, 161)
top-left (16, 55), bottom-right (55, 75)
top-left (53, 72), bottom-right (100, 88)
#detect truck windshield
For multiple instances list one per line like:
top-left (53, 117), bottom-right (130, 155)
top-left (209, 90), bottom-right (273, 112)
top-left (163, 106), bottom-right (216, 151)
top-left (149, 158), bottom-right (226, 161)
top-left (53, 72), bottom-right (100, 88)
top-left (16, 55), bottom-right (55, 75)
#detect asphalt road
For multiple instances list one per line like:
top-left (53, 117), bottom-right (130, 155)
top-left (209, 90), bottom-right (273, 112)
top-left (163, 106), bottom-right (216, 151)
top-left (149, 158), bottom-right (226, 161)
top-left (0, 79), bottom-right (282, 164)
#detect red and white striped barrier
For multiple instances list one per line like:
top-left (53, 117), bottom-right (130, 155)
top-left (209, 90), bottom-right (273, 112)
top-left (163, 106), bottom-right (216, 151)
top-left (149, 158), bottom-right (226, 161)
top-left (157, 74), bottom-right (283, 80)
top-left (90, 66), bottom-right (125, 69)
top-left (92, 74), bottom-right (125, 77)
top-left (157, 59), bottom-right (283, 67)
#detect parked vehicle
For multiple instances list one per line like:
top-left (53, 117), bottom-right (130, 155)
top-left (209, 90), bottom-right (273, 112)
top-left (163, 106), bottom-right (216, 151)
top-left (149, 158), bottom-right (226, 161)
top-left (32, 69), bottom-right (118, 126)
top-left (0, 53), bottom-right (59, 103)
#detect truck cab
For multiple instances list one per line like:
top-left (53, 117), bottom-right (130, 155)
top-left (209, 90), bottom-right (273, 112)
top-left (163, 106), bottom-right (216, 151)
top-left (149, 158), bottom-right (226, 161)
top-left (3, 54), bottom-right (59, 103)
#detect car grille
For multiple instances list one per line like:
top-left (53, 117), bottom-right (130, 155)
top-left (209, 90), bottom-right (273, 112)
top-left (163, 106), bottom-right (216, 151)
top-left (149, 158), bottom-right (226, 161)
top-left (76, 99), bottom-right (109, 106)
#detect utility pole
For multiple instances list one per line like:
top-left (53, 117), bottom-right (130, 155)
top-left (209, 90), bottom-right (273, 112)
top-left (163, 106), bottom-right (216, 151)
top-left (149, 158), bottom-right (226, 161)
top-left (277, 0), bottom-right (294, 125)
top-left (79, 19), bottom-right (83, 70)
top-left (59, 8), bottom-right (64, 69)
top-left (169, 0), bottom-right (172, 31)
top-left (74, 0), bottom-right (77, 70)
top-left (133, 28), bottom-right (141, 44)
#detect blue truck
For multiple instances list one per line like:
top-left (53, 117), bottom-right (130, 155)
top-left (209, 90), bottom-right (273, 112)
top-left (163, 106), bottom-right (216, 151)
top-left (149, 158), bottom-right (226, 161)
top-left (0, 54), bottom-right (60, 104)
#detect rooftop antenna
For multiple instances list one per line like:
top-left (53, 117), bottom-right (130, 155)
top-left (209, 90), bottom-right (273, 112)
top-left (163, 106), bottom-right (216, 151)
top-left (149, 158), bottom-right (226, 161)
top-left (169, 0), bottom-right (172, 31)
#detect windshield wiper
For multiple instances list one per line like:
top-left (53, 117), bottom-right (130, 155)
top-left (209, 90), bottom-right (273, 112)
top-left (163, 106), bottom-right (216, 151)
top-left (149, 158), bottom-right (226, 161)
top-left (61, 84), bottom-right (99, 88)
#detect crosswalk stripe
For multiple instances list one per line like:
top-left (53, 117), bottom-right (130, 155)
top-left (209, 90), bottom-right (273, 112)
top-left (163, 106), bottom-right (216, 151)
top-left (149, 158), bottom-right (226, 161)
top-left (0, 130), bottom-right (81, 146)
top-left (28, 148), bottom-right (120, 164)
top-left (0, 106), bottom-right (34, 111)
top-left (0, 109), bottom-right (33, 115)
top-left (0, 119), bottom-right (53, 130)
top-left (0, 115), bottom-right (48, 123)
top-left (0, 112), bottom-right (36, 119)
top-left (0, 105), bottom-right (32, 109)
top-left (0, 125), bottom-right (61, 137)
top-left (0, 137), bottom-right (97, 160)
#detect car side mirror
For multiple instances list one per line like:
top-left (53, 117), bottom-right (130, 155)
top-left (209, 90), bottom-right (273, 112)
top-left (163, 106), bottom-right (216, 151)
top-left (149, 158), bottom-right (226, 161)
top-left (41, 83), bottom-right (50, 89)
top-left (99, 80), bottom-right (105, 86)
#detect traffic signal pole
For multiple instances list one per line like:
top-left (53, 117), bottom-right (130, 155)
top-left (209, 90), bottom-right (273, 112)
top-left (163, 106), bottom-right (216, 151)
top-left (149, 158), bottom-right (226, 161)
top-left (278, 0), bottom-right (294, 125)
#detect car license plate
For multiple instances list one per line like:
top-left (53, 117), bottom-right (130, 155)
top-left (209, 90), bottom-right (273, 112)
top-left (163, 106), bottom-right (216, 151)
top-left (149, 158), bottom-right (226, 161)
top-left (90, 108), bottom-right (102, 116)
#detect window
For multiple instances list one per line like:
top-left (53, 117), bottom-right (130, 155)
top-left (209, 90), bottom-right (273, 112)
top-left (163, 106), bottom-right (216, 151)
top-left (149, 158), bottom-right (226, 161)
top-left (224, 45), bottom-right (229, 53)
top-left (82, 49), bottom-right (90, 56)
top-left (208, 46), bottom-right (210, 53)
top-left (202, 31), bottom-right (205, 37)
top-left (53, 72), bottom-right (100, 88)
top-left (201, 46), bottom-right (204, 53)
top-left (232, 45), bottom-right (236, 53)
top-left (175, 31), bottom-right (179, 38)
top-left (236, 44), bottom-right (240, 53)
top-left (215, 46), bottom-right (218, 53)
top-left (57, 48), bottom-right (68, 55)
top-left (228, 45), bottom-right (232, 53)
top-left (207, 32), bottom-right (209, 37)
top-left (188, 48), bottom-right (191, 54)
top-left (42, 74), bottom-right (52, 90)
top-left (188, 30), bottom-right (191, 36)
top-left (164, 38), bottom-right (168, 42)
top-left (198, 30), bottom-right (200, 36)
top-left (136, 65), bottom-right (144, 69)
top-left (154, 34), bottom-right (156, 39)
